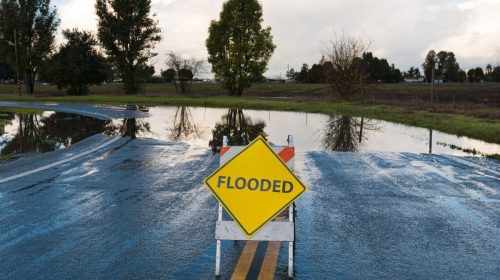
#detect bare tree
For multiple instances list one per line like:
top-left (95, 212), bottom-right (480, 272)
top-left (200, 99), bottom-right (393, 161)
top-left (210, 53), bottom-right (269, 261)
top-left (165, 52), bottom-right (205, 94)
top-left (322, 33), bottom-right (369, 100)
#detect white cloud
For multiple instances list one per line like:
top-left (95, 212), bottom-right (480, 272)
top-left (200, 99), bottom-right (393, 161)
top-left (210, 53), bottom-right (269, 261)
top-left (57, 0), bottom-right (96, 31)
top-left (54, 0), bottom-right (500, 75)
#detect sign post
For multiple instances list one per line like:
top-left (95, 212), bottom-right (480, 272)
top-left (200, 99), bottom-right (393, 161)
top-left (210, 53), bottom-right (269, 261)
top-left (204, 135), bottom-right (307, 278)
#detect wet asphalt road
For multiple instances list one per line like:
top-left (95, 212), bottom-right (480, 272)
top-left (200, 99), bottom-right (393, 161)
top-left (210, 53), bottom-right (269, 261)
top-left (0, 103), bottom-right (499, 279)
top-left (0, 138), bottom-right (498, 279)
top-left (0, 101), bottom-right (149, 120)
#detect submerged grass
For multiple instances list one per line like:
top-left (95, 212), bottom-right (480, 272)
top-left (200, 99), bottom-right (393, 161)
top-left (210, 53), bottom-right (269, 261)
top-left (0, 93), bottom-right (499, 144)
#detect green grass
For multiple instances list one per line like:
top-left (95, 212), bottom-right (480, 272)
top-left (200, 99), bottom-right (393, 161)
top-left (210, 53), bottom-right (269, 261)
top-left (487, 154), bottom-right (500, 160)
top-left (0, 93), bottom-right (499, 144)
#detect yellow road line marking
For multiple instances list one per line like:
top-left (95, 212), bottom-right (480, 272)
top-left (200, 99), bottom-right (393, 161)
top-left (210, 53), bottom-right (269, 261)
top-left (257, 241), bottom-right (282, 280)
top-left (230, 241), bottom-right (259, 280)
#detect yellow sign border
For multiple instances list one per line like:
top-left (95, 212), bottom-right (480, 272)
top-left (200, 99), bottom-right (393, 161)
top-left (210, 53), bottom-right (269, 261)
top-left (203, 136), bottom-right (308, 238)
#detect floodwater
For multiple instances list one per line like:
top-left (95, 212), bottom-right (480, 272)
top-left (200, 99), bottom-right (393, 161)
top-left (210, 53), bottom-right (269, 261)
top-left (0, 111), bottom-right (122, 158)
top-left (1, 104), bottom-right (499, 279)
top-left (1, 106), bottom-right (500, 159)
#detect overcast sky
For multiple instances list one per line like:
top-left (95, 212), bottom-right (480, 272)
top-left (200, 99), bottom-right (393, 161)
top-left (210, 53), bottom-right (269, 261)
top-left (53, 0), bottom-right (500, 77)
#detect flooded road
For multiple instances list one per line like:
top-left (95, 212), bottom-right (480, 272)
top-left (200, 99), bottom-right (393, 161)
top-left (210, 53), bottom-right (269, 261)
top-left (0, 137), bottom-right (498, 279)
top-left (0, 102), bottom-right (499, 279)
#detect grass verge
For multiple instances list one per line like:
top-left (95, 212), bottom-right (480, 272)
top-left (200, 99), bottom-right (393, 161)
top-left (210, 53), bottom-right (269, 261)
top-left (0, 94), bottom-right (499, 144)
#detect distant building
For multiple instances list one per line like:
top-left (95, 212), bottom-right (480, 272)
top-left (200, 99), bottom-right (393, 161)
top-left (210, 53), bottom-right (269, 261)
top-left (404, 77), bottom-right (425, 83)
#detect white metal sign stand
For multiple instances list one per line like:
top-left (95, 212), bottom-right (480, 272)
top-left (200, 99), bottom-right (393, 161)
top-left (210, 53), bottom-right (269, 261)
top-left (214, 135), bottom-right (296, 278)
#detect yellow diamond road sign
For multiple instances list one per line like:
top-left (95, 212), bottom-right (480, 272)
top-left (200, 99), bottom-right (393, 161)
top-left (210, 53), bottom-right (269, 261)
top-left (204, 136), bottom-right (308, 237)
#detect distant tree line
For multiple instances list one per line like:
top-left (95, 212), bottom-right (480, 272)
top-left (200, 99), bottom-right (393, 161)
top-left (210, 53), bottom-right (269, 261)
top-left (422, 50), bottom-right (500, 83)
top-left (287, 52), bottom-right (403, 84)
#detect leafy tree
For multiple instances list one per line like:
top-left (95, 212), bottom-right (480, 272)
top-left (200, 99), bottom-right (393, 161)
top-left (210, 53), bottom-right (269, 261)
top-left (0, 0), bottom-right (59, 94)
top-left (361, 52), bottom-right (402, 83)
top-left (405, 66), bottom-right (421, 79)
top-left (440, 51), bottom-right (460, 82)
top-left (474, 67), bottom-right (484, 82)
top-left (423, 50), bottom-right (460, 82)
top-left (308, 63), bottom-right (324, 83)
top-left (422, 50), bottom-right (438, 83)
top-left (492, 66), bottom-right (500, 82)
top-left (206, 0), bottom-right (276, 96)
top-left (161, 69), bottom-right (176, 83)
top-left (467, 69), bottom-right (475, 83)
top-left (96, 0), bottom-right (161, 94)
top-left (295, 64), bottom-right (309, 82)
top-left (457, 70), bottom-right (467, 83)
top-left (42, 29), bottom-right (109, 95)
top-left (137, 64), bottom-right (155, 82)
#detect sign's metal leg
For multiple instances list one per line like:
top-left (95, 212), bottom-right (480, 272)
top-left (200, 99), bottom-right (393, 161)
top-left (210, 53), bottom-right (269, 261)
top-left (288, 203), bottom-right (294, 278)
top-left (288, 135), bottom-right (295, 278)
top-left (288, 241), bottom-right (294, 278)
top-left (215, 203), bottom-right (223, 276)
top-left (215, 239), bottom-right (221, 276)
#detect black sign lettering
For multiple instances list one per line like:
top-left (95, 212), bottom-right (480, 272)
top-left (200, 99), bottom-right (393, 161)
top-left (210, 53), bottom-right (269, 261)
top-left (216, 176), bottom-right (294, 193)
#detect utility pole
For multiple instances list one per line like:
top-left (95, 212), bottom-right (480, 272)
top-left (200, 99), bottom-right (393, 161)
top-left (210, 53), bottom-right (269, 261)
top-left (430, 68), bottom-right (435, 104)
top-left (429, 129), bottom-right (433, 154)
top-left (14, 29), bottom-right (21, 96)
top-left (359, 117), bottom-right (364, 143)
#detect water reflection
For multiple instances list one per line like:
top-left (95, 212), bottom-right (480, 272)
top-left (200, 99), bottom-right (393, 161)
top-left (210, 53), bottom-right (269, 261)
top-left (167, 106), bottom-right (201, 141)
top-left (123, 118), bottom-right (151, 139)
top-left (1, 112), bottom-right (121, 157)
top-left (323, 115), bottom-right (378, 152)
top-left (209, 109), bottom-right (267, 153)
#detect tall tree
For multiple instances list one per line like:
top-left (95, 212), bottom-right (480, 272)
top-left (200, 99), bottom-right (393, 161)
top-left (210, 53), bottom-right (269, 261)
top-left (436, 51), bottom-right (460, 82)
top-left (422, 50), bottom-right (437, 83)
top-left (206, 0), bottom-right (276, 96)
top-left (42, 29), bottom-right (109, 95)
top-left (0, 0), bottom-right (59, 95)
top-left (295, 64), bottom-right (309, 82)
top-left (96, 0), bottom-right (161, 94)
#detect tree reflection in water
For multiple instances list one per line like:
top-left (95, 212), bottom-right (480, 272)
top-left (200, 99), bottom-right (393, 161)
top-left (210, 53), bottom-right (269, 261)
top-left (1, 112), bottom-right (121, 156)
top-left (323, 115), bottom-right (378, 152)
top-left (123, 118), bottom-right (151, 139)
top-left (167, 106), bottom-right (201, 141)
top-left (209, 109), bottom-right (267, 153)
